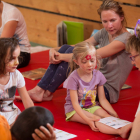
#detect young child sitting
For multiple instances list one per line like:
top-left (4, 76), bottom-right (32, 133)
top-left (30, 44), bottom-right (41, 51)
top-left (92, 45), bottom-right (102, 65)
top-left (0, 37), bottom-right (34, 125)
top-left (63, 42), bottom-right (132, 138)
top-left (0, 106), bottom-right (56, 140)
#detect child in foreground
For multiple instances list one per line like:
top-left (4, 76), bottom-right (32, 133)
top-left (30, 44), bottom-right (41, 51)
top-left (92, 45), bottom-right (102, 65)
top-left (126, 29), bottom-right (140, 140)
top-left (0, 106), bottom-right (56, 140)
top-left (63, 42), bottom-right (132, 138)
top-left (0, 37), bottom-right (34, 125)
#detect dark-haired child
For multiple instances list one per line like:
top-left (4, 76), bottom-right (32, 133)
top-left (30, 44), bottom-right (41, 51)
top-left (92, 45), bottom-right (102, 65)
top-left (0, 106), bottom-right (56, 140)
top-left (0, 37), bottom-right (34, 125)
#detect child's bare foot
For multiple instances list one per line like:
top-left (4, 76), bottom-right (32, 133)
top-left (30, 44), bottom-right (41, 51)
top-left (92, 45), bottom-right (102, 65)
top-left (28, 86), bottom-right (45, 102)
top-left (119, 123), bottom-right (132, 139)
top-left (43, 90), bottom-right (53, 101)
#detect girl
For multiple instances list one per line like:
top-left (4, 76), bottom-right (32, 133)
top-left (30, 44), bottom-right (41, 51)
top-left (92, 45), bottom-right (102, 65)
top-left (27, 0), bottom-right (132, 103)
top-left (0, 37), bottom-right (34, 125)
top-left (64, 42), bottom-right (132, 138)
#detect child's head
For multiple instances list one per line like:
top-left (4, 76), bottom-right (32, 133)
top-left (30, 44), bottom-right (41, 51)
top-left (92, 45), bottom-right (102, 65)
top-left (11, 106), bottom-right (54, 140)
top-left (69, 42), bottom-right (100, 75)
top-left (126, 31), bottom-right (140, 70)
top-left (0, 37), bottom-right (19, 75)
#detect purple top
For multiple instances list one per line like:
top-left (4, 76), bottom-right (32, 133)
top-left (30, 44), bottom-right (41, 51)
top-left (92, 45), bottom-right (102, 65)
top-left (63, 69), bottom-right (106, 114)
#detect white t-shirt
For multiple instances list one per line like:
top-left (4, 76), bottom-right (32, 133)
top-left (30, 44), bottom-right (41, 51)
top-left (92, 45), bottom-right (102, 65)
top-left (0, 1), bottom-right (30, 53)
top-left (0, 69), bottom-right (25, 125)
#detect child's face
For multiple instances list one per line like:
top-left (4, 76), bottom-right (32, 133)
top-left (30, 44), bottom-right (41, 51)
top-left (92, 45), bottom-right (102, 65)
top-left (5, 45), bottom-right (20, 73)
top-left (130, 49), bottom-right (140, 70)
top-left (74, 51), bottom-right (96, 74)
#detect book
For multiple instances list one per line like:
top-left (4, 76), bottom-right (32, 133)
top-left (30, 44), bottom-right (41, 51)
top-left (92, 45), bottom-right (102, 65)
top-left (98, 116), bottom-right (131, 129)
top-left (22, 68), bottom-right (47, 80)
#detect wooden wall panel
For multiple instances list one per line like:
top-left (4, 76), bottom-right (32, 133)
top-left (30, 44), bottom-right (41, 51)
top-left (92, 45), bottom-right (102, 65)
top-left (4, 0), bottom-right (140, 28)
top-left (4, 0), bottom-right (102, 22)
top-left (116, 0), bottom-right (140, 5)
top-left (4, 0), bottom-right (140, 47)
top-left (18, 7), bottom-right (103, 47)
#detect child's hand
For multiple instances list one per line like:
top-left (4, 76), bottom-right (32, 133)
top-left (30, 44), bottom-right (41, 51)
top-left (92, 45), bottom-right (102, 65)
top-left (92, 114), bottom-right (101, 120)
top-left (87, 118), bottom-right (100, 132)
top-left (15, 96), bottom-right (22, 102)
top-left (110, 111), bottom-right (119, 118)
top-left (32, 123), bottom-right (56, 140)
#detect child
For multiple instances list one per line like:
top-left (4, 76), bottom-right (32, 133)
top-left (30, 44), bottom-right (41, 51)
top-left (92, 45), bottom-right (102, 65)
top-left (0, 106), bottom-right (56, 140)
top-left (0, 37), bottom-right (34, 125)
top-left (63, 42), bottom-right (132, 138)
top-left (126, 29), bottom-right (140, 140)
top-left (11, 106), bottom-right (55, 140)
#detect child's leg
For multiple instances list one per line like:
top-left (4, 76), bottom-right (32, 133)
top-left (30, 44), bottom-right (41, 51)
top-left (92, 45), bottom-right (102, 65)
top-left (70, 110), bottom-right (100, 124)
top-left (93, 108), bottom-right (132, 138)
top-left (93, 108), bottom-right (110, 118)
top-left (95, 121), bottom-right (132, 139)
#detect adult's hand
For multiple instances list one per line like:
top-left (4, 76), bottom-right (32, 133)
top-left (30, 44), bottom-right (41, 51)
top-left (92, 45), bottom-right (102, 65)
top-left (49, 48), bottom-right (61, 64)
top-left (32, 123), bottom-right (56, 140)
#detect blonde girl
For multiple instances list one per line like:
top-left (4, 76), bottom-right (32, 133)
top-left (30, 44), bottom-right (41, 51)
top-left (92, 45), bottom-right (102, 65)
top-left (64, 42), bottom-right (132, 138)
top-left (0, 37), bottom-right (34, 126)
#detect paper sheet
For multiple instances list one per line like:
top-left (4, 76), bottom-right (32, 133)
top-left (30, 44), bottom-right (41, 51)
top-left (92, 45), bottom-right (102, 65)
top-left (98, 116), bottom-right (131, 129)
top-left (54, 128), bottom-right (77, 140)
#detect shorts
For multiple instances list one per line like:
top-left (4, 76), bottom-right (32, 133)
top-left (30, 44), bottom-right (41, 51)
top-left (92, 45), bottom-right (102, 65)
top-left (66, 106), bottom-right (101, 121)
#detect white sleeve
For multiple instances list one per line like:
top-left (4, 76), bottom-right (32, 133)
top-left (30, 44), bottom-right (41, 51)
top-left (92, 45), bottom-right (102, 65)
top-left (16, 70), bottom-right (25, 88)
top-left (5, 8), bottom-right (20, 24)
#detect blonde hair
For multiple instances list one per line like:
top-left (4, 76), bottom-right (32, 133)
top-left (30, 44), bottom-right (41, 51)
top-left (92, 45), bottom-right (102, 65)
top-left (126, 31), bottom-right (140, 54)
top-left (68, 42), bottom-right (101, 76)
top-left (97, 0), bottom-right (127, 26)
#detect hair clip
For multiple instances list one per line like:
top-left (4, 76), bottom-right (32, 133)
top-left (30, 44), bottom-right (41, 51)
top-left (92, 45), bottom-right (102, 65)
top-left (134, 19), bottom-right (140, 39)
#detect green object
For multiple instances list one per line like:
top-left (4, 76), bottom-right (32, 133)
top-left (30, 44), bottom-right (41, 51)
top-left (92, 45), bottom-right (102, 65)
top-left (63, 21), bottom-right (84, 45)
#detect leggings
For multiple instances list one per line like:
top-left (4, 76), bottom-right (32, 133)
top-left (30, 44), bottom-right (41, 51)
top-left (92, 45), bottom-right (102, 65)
top-left (38, 44), bottom-right (110, 103)
top-left (17, 52), bottom-right (30, 69)
top-left (38, 44), bottom-right (74, 93)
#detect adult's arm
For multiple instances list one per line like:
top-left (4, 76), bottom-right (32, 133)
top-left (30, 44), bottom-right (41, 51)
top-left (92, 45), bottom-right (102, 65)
top-left (86, 35), bottom-right (125, 58)
top-left (49, 36), bottom-right (97, 64)
top-left (50, 35), bottom-right (125, 63)
top-left (0, 21), bottom-right (18, 37)
top-left (96, 40), bottom-right (125, 58)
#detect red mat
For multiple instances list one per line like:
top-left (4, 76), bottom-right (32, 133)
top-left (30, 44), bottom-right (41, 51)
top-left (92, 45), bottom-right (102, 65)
top-left (15, 50), bottom-right (140, 140)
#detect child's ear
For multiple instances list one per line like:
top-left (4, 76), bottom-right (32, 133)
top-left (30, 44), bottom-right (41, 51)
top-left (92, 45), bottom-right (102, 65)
top-left (73, 59), bottom-right (79, 66)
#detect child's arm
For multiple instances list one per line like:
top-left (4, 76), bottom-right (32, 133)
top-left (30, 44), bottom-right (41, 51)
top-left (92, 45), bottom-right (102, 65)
top-left (17, 86), bottom-right (34, 108)
top-left (98, 86), bottom-right (118, 117)
top-left (70, 89), bottom-right (100, 131)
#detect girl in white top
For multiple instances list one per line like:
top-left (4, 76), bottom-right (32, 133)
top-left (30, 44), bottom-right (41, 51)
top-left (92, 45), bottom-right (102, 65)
top-left (0, 37), bottom-right (33, 125)
top-left (0, 1), bottom-right (31, 68)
